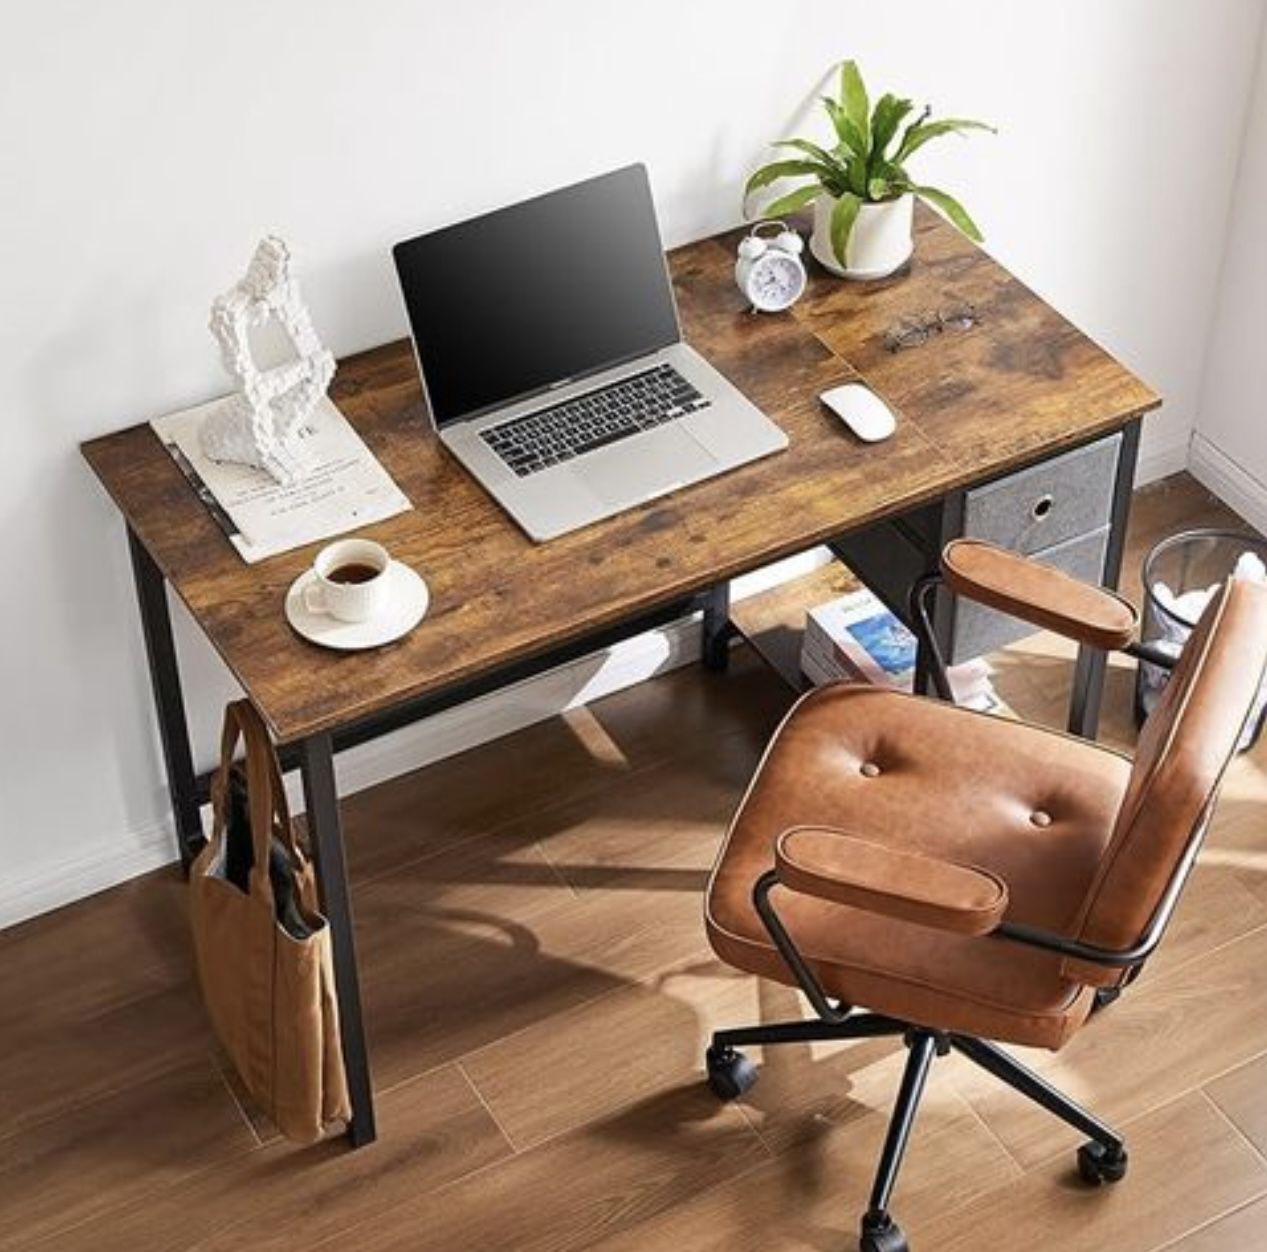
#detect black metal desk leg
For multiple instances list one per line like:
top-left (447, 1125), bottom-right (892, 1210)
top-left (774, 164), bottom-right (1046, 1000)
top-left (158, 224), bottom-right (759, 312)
top-left (299, 732), bottom-right (376, 1148)
top-left (701, 582), bottom-right (733, 672)
top-left (1067, 417), bottom-right (1141, 738)
top-left (127, 526), bottom-right (204, 871)
top-left (1067, 646), bottom-right (1107, 738)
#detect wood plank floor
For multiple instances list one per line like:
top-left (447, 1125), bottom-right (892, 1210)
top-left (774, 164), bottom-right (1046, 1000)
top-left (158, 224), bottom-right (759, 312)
top-left (6, 472), bottom-right (1267, 1251)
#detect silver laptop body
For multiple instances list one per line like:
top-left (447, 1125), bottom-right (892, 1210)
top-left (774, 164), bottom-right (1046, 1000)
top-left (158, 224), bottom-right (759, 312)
top-left (393, 164), bottom-right (787, 542)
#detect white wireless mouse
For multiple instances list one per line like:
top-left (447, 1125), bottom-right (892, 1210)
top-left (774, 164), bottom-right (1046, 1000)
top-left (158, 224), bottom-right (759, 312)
top-left (820, 383), bottom-right (896, 442)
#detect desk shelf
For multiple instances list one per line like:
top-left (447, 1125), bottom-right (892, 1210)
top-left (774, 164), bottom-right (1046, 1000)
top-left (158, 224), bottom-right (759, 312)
top-left (729, 561), bottom-right (861, 692)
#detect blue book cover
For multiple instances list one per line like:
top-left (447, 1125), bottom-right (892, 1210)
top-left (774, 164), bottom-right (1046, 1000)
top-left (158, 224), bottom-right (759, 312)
top-left (845, 610), bottom-right (918, 678)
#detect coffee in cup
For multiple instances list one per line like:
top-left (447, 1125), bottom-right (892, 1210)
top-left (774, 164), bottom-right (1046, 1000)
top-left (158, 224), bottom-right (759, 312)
top-left (304, 539), bottom-right (392, 623)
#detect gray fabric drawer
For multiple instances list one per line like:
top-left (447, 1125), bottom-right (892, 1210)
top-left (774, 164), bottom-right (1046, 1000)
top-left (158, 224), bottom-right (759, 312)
top-left (963, 433), bottom-right (1121, 556)
top-left (948, 525), bottom-right (1112, 663)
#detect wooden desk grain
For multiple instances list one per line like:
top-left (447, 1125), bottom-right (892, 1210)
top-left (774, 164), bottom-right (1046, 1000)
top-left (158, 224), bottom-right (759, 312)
top-left (82, 208), bottom-right (1159, 744)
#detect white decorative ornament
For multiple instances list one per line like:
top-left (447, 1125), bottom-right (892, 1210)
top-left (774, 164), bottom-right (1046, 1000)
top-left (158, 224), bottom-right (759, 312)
top-left (734, 220), bottom-right (808, 313)
top-left (199, 236), bottom-right (335, 485)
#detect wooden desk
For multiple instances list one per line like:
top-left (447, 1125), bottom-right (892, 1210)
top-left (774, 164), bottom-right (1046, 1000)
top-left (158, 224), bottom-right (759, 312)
top-left (82, 207), bottom-right (1159, 1146)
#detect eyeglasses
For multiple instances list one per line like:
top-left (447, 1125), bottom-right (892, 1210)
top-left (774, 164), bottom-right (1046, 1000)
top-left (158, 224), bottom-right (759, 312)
top-left (883, 303), bottom-right (981, 353)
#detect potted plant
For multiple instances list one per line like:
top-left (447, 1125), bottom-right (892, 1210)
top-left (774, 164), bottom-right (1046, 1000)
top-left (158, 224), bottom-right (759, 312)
top-left (744, 61), bottom-right (994, 280)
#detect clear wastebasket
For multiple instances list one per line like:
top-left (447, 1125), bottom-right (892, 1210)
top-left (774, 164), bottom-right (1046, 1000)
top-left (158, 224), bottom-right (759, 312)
top-left (1135, 527), bottom-right (1267, 751)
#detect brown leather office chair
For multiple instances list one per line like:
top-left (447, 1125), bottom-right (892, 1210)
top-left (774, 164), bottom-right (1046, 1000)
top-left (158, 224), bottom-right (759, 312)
top-left (703, 539), bottom-right (1267, 1252)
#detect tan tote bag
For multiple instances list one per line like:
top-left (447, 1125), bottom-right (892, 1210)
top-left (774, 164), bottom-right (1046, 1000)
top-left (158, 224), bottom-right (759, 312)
top-left (189, 700), bottom-right (351, 1143)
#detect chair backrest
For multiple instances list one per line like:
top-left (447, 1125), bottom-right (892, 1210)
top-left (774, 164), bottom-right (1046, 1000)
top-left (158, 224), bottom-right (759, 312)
top-left (1065, 577), bottom-right (1267, 982)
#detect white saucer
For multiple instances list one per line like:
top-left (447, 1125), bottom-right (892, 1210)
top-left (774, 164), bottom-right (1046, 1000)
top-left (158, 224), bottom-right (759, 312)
top-left (285, 561), bottom-right (429, 651)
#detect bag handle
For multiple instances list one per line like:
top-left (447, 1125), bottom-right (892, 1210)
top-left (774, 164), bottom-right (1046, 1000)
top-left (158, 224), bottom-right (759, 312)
top-left (212, 702), bottom-right (291, 843)
top-left (212, 700), bottom-right (302, 902)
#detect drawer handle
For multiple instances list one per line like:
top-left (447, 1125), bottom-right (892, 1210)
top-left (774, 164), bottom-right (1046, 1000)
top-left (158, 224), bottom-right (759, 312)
top-left (1031, 494), bottom-right (1054, 521)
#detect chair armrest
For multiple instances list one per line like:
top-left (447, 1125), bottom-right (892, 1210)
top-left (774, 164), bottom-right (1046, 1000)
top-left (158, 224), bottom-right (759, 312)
top-left (942, 539), bottom-right (1138, 651)
top-left (774, 827), bottom-right (1009, 937)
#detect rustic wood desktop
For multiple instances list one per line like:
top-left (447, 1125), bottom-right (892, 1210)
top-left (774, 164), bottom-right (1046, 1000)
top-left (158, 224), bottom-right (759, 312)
top-left (81, 207), bottom-right (1159, 1148)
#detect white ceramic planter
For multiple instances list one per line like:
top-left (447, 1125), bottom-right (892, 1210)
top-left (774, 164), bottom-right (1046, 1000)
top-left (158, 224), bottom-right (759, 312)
top-left (810, 192), bottom-right (914, 280)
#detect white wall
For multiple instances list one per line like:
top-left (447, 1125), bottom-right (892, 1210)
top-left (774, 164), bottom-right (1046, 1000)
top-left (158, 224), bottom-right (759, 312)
top-left (2, 0), bottom-right (1263, 925)
top-left (1194, 12), bottom-right (1267, 532)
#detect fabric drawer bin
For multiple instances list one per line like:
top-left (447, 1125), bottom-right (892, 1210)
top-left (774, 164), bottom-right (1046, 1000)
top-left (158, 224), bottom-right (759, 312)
top-left (830, 432), bottom-right (1123, 666)
top-left (963, 432), bottom-right (1121, 556)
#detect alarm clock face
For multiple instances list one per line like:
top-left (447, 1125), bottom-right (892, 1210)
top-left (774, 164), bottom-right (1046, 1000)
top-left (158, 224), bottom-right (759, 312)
top-left (749, 253), bottom-right (806, 312)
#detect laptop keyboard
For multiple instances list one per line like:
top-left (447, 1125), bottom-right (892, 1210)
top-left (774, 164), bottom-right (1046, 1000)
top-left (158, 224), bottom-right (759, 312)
top-left (479, 364), bottom-right (710, 478)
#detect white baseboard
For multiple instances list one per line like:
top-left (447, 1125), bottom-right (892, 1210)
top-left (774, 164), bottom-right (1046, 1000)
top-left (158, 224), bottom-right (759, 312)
top-left (1188, 434), bottom-right (1267, 534)
top-left (1135, 438), bottom-right (1190, 486)
top-left (1, 547), bottom-right (835, 929)
top-left (1, 818), bottom-right (177, 928)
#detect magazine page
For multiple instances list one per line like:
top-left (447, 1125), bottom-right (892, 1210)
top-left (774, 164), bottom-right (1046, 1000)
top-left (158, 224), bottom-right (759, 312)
top-left (151, 394), bottom-right (412, 563)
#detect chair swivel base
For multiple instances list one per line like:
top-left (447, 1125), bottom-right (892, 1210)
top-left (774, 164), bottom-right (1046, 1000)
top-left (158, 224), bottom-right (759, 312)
top-left (705, 1012), bottom-right (1127, 1252)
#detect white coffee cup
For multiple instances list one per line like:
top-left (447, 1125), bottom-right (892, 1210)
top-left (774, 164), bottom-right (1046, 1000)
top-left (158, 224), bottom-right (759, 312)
top-left (303, 539), bottom-right (392, 624)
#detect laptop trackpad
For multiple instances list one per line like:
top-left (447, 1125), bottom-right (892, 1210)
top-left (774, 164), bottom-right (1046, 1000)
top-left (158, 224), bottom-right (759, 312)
top-left (582, 427), bottom-right (719, 507)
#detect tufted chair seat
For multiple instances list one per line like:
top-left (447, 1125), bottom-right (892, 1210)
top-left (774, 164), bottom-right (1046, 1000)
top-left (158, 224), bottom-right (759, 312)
top-left (706, 683), bottom-right (1133, 1049)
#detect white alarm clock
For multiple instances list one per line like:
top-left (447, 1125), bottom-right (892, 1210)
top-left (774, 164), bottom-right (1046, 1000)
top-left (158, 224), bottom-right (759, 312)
top-left (735, 220), bottom-right (807, 313)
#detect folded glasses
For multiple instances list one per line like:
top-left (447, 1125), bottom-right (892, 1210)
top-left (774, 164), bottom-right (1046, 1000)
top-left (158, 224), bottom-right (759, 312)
top-left (883, 303), bottom-right (981, 352)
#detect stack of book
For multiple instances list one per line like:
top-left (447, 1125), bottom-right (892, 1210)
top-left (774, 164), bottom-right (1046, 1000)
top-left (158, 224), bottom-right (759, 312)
top-left (801, 587), bottom-right (1009, 714)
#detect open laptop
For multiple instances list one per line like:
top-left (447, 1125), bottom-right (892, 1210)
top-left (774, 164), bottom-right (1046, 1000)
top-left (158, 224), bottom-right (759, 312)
top-left (392, 164), bottom-right (788, 541)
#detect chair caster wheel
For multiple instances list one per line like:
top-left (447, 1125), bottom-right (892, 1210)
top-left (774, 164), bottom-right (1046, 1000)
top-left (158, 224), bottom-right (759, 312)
top-left (1077, 1140), bottom-right (1128, 1185)
top-left (705, 1045), bottom-right (758, 1101)
top-left (859, 1214), bottom-right (908, 1252)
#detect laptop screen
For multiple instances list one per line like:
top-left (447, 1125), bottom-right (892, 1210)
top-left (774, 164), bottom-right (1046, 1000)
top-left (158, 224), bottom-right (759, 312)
top-left (393, 165), bottom-right (681, 428)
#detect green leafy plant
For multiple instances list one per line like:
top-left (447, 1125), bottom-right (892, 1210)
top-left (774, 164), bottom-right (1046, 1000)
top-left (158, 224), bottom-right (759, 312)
top-left (744, 61), bottom-right (994, 266)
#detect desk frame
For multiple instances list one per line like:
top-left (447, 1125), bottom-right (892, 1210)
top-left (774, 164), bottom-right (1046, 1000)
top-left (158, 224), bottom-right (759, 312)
top-left (127, 532), bottom-right (733, 1147)
top-left (124, 415), bottom-right (1137, 1149)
